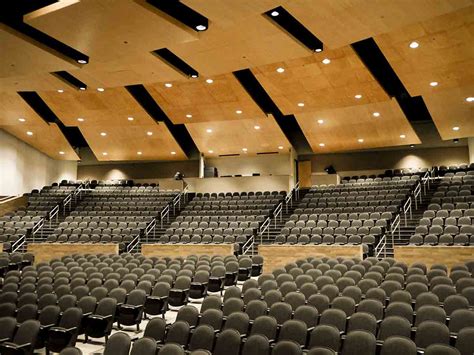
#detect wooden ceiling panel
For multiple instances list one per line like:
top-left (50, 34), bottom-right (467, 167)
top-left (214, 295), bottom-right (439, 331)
top-left (296, 100), bottom-right (421, 153)
top-left (423, 85), bottom-right (474, 140)
top-left (284, 0), bottom-right (473, 49)
top-left (146, 73), bottom-right (266, 124)
top-left (253, 47), bottom-right (389, 115)
top-left (78, 123), bottom-right (186, 161)
top-left (185, 116), bottom-right (290, 157)
top-left (40, 87), bottom-right (153, 127)
top-left (375, 6), bottom-right (474, 96)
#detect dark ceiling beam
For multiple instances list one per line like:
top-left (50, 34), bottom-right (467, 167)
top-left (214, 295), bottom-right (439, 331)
top-left (351, 38), bottom-right (435, 124)
top-left (151, 48), bottom-right (199, 78)
top-left (125, 84), bottom-right (201, 159)
top-left (233, 69), bottom-right (313, 155)
top-left (17, 91), bottom-right (89, 149)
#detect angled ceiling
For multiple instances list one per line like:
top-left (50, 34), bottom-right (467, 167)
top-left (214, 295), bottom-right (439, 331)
top-left (0, 1), bottom-right (472, 161)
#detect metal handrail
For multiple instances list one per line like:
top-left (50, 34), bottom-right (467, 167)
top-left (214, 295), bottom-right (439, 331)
top-left (421, 170), bottom-right (431, 194)
top-left (402, 196), bottom-right (412, 227)
top-left (63, 193), bottom-right (72, 215)
top-left (285, 181), bottom-right (300, 213)
top-left (273, 202), bottom-right (283, 227)
top-left (160, 205), bottom-right (170, 228)
top-left (11, 235), bottom-right (26, 253)
top-left (391, 213), bottom-right (401, 241)
top-left (258, 217), bottom-right (271, 244)
top-left (375, 234), bottom-right (387, 258)
top-left (126, 234), bottom-right (140, 253)
top-left (144, 218), bottom-right (157, 243)
top-left (31, 218), bottom-right (44, 242)
top-left (242, 235), bottom-right (255, 255)
top-left (49, 204), bottom-right (60, 227)
top-left (172, 193), bottom-right (181, 214)
top-left (413, 182), bottom-right (421, 209)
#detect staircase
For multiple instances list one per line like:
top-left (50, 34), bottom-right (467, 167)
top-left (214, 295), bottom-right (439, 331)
top-left (383, 179), bottom-right (440, 257)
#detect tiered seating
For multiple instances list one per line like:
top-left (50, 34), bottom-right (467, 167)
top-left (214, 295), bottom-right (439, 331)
top-left (160, 191), bottom-right (285, 246)
top-left (435, 164), bottom-right (474, 177)
top-left (0, 253), bottom-right (258, 353)
top-left (0, 252), bottom-right (35, 276)
top-left (411, 176), bottom-right (474, 245)
top-left (342, 170), bottom-right (427, 182)
top-left (118, 256), bottom-right (474, 355)
top-left (42, 185), bottom-right (178, 250)
top-left (0, 184), bottom-right (75, 251)
top-left (275, 180), bottom-right (415, 250)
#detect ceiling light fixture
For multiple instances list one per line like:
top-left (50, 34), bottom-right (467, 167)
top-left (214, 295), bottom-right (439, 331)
top-left (319, 143), bottom-right (325, 147)
top-left (317, 119), bottom-right (324, 124)
top-left (26, 131), bottom-right (33, 136)
top-left (79, 87), bottom-right (86, 91)
top-left (271, 11), bottom-right (279, 16)
top-left (195, 25), bottom-right (207, 31)
top-left (315, 48), bottom-right (322, 52)
top-left (100, 132), bottom-right (107, 136)
top-left (242, 148), bottom-right (248, 152)
top-left (254, 125), bottom-right (260, 130)
top-left (322, 58), bottom-right (331, 64)
top-left (164, 83), bottom-right (173, 88)
top-left (206, 129), bottom-right (213, 133)
top-left (400, 134), bottom-right (406, 138)
top-left (127, 117), bottom-right (134, 121)
top-left (409, 41), bottom-right (419, 49)
top-left (97, 87), bottom-right (105, 92)
top-left (171, 151), bottom-right (176, 155)
top-left (372, 112), bottom-right (380, 117)
top-left (452, 126), bottom-right (460, 131)
top-left (430, 81), bottom-right (438, 87)
top-left (410, 145), bottom-right (415, 148)
top-left (137, 151), bottom-right (142, 155)
top-left (297, 102), bottom-right (305, 107)
top-left (355, 94), bottom-right (362, 99)
top-left (358, 138), bottom-right (364, 143)
top-left (276, 67), bottom-right (285, 73)
top-left (453, 139), bottom-right (459, 144)
top-left (77, 59), bottom-right (87, 64)
top-left (235, 110), bottom-right (242, 114)
top-left (278, 146), bottom-right (284, 150)
top-left (59, 151), bottom-right (65, 155)
top-left (77, 118), bottom-right (84, 122)
top-left (206, 79), bottom-right (214, 84)
top-left (465, 97), bottom-right (474, 102)
top-left (147, 131), bottom-right (153, 136)
top-left (208, 150), bottom-right (214, 153)
top-left (57, 89), bottom-right (64, 93)
top-left (102, 152), bottom-right (108, 156)
top-left (191, 74), bottom-right (198, 78)
top-left (186, 114), bottom-right (193, 118)
top-left (18, 118), bottom-right (26, 122)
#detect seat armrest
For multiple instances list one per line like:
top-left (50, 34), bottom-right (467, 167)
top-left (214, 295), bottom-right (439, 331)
top-left (0, 338), bottom-right (9, 343)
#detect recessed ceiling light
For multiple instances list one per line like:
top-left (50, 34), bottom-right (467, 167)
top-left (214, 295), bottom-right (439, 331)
top-left (355, 94), bottom-right (362, 99)
top-left (191, 74), bottom-right (198, 78)
top-left (79, 87), bottom-right (86, 91)
top-left (59, 151), bottom-right (65, 155)
top-left (315, 48), bottom-right (322, 52)
top-left (236, 110), bottom-right (242, 114)
top-left (18, 118), bottom-right (26, 122)
top-left (127, 117), bottom-right (134, 121)
top-left (278, 146), bottom-right (284, 150)
top-left (77, 59), bottom-right (87, 64)
top-left (196, 25), bottom-right (207, 31)
top-left (206, 79), bottom-right (214, 84)
top-left (297, 102), bottom-right (305, 107)
top-left (102, 152), bottom-right (108, 156)
top-left (97, 87), bottom-right (105, 92)
top-left (322, 58), bottom-right (331, 64)
top-left (453, 139), bottom-right (459, 143)
top-left (26, 131), bottom-right (33, 136)
top-left (147, 131), bottom-right (153, 136)
top-left (276, 67), bottom-right (285, 73)
top-left (317, 119), bottom-right (324, 124)
top-left (164, 83), bottom-right (172, 88)
top-left (208, 150), bottom-right (214, 153)
top-left (206, 129), bottom-right (213, 133)
top-left (410, 145), bottom-right (415, 148)
top-left (400, 134), bottom-right (406, 139)
top-left (57, 89), bottom-right (64, 93)
top-left (452, 126), bottom-right (460, 131)
top-left (100, 132), bottom-right (107, 136)
top-left (170, 151), bottom-right (176, 155)
top-left (409, 41), bottom-right (419, 49)
top-left (430, 81), bottom-right (438, 87)
top-left (137, 151), bottom-right (142, 155)
top-left (372, 112), bottom-right (380, 117)
top-left (186, 114), bottom-right (193, 118)
top-left (465, 97), bottom-right (474, 102)
top-left (242, 148), bottom-right (248, 152)
top-left (358, 138), bottom-right (364, 143)
top-left (319, 143), bottom-right (325, 147)
top-left (254, 125), bottom-right (260, 130)
top-left (270, 11), bottom-right (279, 16)
top-left (77, 118), bottom-right (84, 122)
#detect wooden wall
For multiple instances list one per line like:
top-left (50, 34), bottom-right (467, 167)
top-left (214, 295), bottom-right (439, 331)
top-left (394, 246), bottom-right (474, 271)
top-left (28, 243), bottom-right (118, 264)
top-left (0, 196), bottom-right (27, 217)
top-left (141, 243), bottom-right (234, 258)
top-left (259, 245), bottom-right (363, 273)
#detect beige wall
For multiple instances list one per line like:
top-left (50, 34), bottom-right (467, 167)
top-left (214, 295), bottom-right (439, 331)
top-left (0, 129), bottom-right (77, 196)
top-left (206, 154), bottom-right (291, 177)
top-left (77, 160), bottom-right (199, 181)
top-left (469, 138), bottom-right (474, 164)
top-left (306, 146), bottom-right (469, 176)
top-left (183, 175), bottom-right (290, 193)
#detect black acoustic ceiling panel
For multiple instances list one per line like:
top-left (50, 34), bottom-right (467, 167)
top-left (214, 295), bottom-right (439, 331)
top-left (152, 48), bottom-right (199, 78)
top-left (51, 71), bottom-right (88, 90)
top-left (145, 0), bottom-right (208, 32)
